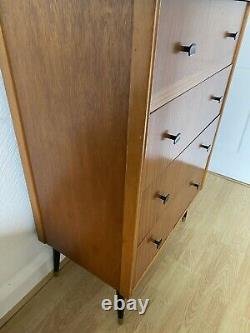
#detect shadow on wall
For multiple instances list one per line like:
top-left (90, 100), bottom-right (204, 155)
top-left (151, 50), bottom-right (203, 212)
top-left (0, 71), bottom-right (52, 319)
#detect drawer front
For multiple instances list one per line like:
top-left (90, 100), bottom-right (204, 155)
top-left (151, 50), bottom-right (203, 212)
top-left (143, 67), bottom-right (230, 190)
top-left (134, 213), bottom-right (172, 287)
top-left (134, 178), bottom-right (200, 287)
top-left (138, 118), bottom-right (219, 246)
top-left (151, 0), bottom-right (246, 111)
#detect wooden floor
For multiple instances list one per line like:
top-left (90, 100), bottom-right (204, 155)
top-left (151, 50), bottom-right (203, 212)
top-left (1, 173), bottom-right (250, 333)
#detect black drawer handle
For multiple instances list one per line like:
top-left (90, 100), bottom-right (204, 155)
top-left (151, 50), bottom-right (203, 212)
top-left (180, 43), bottom-right (197, 56)
top-left (152, 238), bottom-right (163, 249)
top-left (211, 96), bottom-right (223, 104)
top-left (164, 132), bottom-right (181, 144)
top-left (158, 193), bottom-right (170, 205)
top-left (200, 144), bottom-right (211, 152)
top-left (190, 182), bottom-right (200, 190)
top-left (225, 32), bottom-right (238, 40)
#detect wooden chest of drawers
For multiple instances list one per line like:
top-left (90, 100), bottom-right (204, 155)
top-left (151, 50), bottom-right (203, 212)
top-left (0, 0), bottom-right (248, 312)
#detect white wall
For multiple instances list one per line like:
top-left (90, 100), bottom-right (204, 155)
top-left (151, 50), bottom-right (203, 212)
top-left (209, 16), bottom-right (250, 184)
top-left (0, 71), bottom-right (53, 319)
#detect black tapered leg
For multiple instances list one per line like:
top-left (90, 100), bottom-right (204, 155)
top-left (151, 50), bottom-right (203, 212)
top-left (53, 248), bottom-right (61, 273)
top-left (182, 210), bottom-right (188, 222)
top-left (116, 290), bottom-right (125, 323)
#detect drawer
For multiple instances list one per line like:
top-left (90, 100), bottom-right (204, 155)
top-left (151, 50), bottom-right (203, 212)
top-left (134, 178), bottom-right (200, 287)
top-left (151, 0), bottom-right (246, 111)
top-left (138, 118), bottom-right (219, 246)
top-left (134, 212), bottom-right (172, 287)
top-left (143, 67), bottom-right (230, 190)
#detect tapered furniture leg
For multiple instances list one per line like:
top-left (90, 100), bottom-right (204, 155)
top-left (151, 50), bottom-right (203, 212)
top-left (116, 290), bottom-right (125, 323)
top-left (53, 248), bottom-right (61, 273)
top-left (182, 211), bottom-right (188, 222)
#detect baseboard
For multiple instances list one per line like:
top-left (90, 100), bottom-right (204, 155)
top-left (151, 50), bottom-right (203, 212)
top-left (208, 171), bottom-right (250, 188)
top-left (0, 258), bottom-right (69, 329)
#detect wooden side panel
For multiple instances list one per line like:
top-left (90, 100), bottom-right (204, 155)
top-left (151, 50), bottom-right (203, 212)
top-left (120, 0), bottom-right (159, 298)
top-left (0, 0), bottom-right (133, 288)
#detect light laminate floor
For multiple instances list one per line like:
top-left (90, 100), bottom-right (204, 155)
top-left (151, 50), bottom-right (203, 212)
top-left (1, 173), bottom-right (250, 333)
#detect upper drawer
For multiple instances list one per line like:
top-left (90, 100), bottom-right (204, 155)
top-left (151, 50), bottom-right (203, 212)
top-left (151, 0), bottom-right (246, 111)
top-left (143, 66), bottom-right (230, 190)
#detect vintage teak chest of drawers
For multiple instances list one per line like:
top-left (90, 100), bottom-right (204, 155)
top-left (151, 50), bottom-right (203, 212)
top-left (0, 0), bottom-right (248, 320)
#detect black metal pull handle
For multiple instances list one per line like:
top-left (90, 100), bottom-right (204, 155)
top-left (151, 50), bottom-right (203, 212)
top-left (152, 238), bottom-right (163, 249)
top-left (164, 132), bottom-right (181, 144)
top-left (225, 32), bottom-right (238, 40)
top-left (200, 144), bottom-right (211, 152)
top-left (180, 43), bottom-right (197, 56)
top-left (211, 96), bottom-right (223, 104)
top-left (190, 182), bottom-right (200, 190)
top-left (158, 193), bottom-right (170, 205)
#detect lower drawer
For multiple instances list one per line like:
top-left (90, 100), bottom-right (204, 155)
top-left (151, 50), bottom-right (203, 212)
top-left (138, 118), bottom-right (219, 244)
top-left (134, 118), bottom-right (219, 285)
top-left (134, 180), bottom-right (198, 287)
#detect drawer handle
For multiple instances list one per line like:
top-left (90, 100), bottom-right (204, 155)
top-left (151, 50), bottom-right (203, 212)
top-left (190, 182), bottom-right (200, 190)
top-left (211, 96), bottom-right (223, 104)
top-left (200, 144), bottom-right (211, 152)
top-left (180, 43), bottom-right (197, 56)
top-left (158, 193), bottom-right (170, 205)
top-left (152, 238), bottom-right (163, 249)
top-left (225, 32), bottom-right (238, 40)
top-left (164, 132), bottom-right (181, 144)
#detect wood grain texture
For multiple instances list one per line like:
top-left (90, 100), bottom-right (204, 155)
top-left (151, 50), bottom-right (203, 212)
top-left (134, 119), bottom-right (219, 285)
top-left (151, 0), bottom-right (246, 111)
top-left (1, 174), bottom-right (250, 333)
top-left (120, 0), bottom-right (159, 298)
top-left (139, 118), bottom-right (219, 246)
top-left (0, 0), bottom-right (247, 300)
top-left (143, 67), bottom-right (230, 190)
top-left (0, 0), bottom-right (133, 289)
top-left (0, 26), bottom-right (45, 241)
top-left (202, 4), bottom-right (250, 189)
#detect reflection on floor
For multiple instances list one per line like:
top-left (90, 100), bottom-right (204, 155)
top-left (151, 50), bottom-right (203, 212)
top-left (1, 173), bottom-right (250, 333)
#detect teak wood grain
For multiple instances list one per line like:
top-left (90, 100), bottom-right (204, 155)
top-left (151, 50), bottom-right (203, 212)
top-left (151, 0), bottom-right (246, 111)
top-left (119, 0), bottom-right (159, 297)
top-left (143, 66), bottom-right (231, 190)
top-left (0, 0), bottom-right (133, 289)
top-left (0, 0), bottom-right (248, 301)
top-left (202, 4), bottom-right (250, 190)
top-left (138, 118), bottom-right (219, 248)
top-left (134, 119), bottom-right (219, 287)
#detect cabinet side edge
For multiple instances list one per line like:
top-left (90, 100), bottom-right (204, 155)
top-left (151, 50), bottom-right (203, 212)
top-left (120, 0), bottom-right (160, 298)
top-left (0, 25), bottom-right (45, 242)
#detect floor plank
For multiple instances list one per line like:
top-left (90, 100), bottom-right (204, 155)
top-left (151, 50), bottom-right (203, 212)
top-left (1, 174), bottom-right (250, 333)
